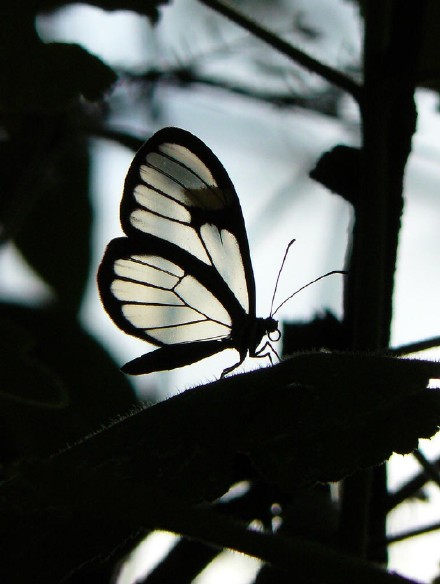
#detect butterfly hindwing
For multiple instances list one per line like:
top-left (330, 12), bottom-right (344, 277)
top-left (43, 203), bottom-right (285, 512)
top-left (98, 237), bottom-right (245, 345)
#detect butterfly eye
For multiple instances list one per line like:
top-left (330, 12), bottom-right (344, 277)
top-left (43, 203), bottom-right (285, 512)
top-left (269, 329), bottom-right (281, 343)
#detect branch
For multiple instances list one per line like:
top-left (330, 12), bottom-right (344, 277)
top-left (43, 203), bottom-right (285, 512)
top-left (390, 336), bottom-right (440, 356)
top-left (196, 0), bottom-right (361, 100)
top-left (386, 453), bottom-right (440, 512)
top-left (413, 449), bottom-right (440, 490)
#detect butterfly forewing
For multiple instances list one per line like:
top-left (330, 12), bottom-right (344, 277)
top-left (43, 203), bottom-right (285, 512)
top-left (120, 128), bottom-right (255, 314)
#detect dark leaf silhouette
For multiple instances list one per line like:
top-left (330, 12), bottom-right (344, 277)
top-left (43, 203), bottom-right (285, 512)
top-left (1, 353), bottom-right (438, 581)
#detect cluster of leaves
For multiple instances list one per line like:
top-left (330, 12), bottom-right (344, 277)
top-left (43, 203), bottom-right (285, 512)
top-left (1, 1), bottom-right (440, 584)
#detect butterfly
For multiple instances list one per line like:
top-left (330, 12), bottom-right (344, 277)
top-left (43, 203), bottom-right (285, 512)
top-left (97, 127), bottom-right (281, 378)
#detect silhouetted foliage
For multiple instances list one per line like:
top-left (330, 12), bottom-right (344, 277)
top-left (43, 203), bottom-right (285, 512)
top-left (1, 1), bottom-right (440, 583)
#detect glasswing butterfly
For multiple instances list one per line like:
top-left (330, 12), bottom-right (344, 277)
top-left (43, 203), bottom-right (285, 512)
top-left (98, 127), bottom-right (283, 377)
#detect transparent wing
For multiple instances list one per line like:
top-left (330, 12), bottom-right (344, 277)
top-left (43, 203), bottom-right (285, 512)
top-left (98, 239), bottom-right (235, 347)
top-left (120, 127), bottom-right (255, 315)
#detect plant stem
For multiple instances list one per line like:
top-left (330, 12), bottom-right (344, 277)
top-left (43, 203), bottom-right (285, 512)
top-left (340, 0), bottom-right (426, 560)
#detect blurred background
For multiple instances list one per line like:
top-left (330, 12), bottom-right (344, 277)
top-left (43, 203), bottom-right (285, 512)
top-left (2, 1), bottom-right (440, 582)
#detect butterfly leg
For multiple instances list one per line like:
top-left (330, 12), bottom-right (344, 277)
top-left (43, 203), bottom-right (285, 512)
top-left (221, 342), bottom-right (280, 377)
top-left (221, 354), bottom-right (247, 378)
top-left (254, 341), bottom-right (281, 365)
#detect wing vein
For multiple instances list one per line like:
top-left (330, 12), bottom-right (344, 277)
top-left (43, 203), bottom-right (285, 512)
top-left (147, 153), bottom-right (225, 207)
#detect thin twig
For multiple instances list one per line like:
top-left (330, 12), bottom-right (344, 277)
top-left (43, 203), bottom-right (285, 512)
top-left (413, 449), bottom-right (440, 490)
top-left (196, 0), bottom-right (361, 100)
top-left (389, 336), bottom-right (440, 356)
top-left (386, 454), bottom-right (440, 512)
top-left (130, 68), bottom-right (325, 107)
top-left (376, 521), bottom-right (440, 547)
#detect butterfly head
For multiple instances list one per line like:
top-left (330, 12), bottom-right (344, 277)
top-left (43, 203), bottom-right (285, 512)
top-left (265, 317), bottom-right (281, 342)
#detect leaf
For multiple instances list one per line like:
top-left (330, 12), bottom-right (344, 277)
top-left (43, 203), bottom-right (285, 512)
top-left (0, 317), bottom-right (67, 405)
top-left (25, 352), bottom-right (440, 500)
top-left (1, 352), bottom-right (437, 582)
top-left (0, 303), bottom-right (137, 459)
top-left (310, 145), bottom-right (360, 205)
top-left (2, 116), bottom-right (92, 312)
top-left (0, 42), bottom-right (116, 114)
top-left (245, 353), bottom-right (440, 492)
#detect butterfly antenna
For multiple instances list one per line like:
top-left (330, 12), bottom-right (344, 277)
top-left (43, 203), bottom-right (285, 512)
top-left (272, 270), bottom-right (347, 317)
top-left (270, 239), bottom-right (296, 316)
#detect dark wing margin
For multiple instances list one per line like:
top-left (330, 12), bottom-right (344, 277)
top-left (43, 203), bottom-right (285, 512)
top-left (97, 237), bottom-right (246, 348)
